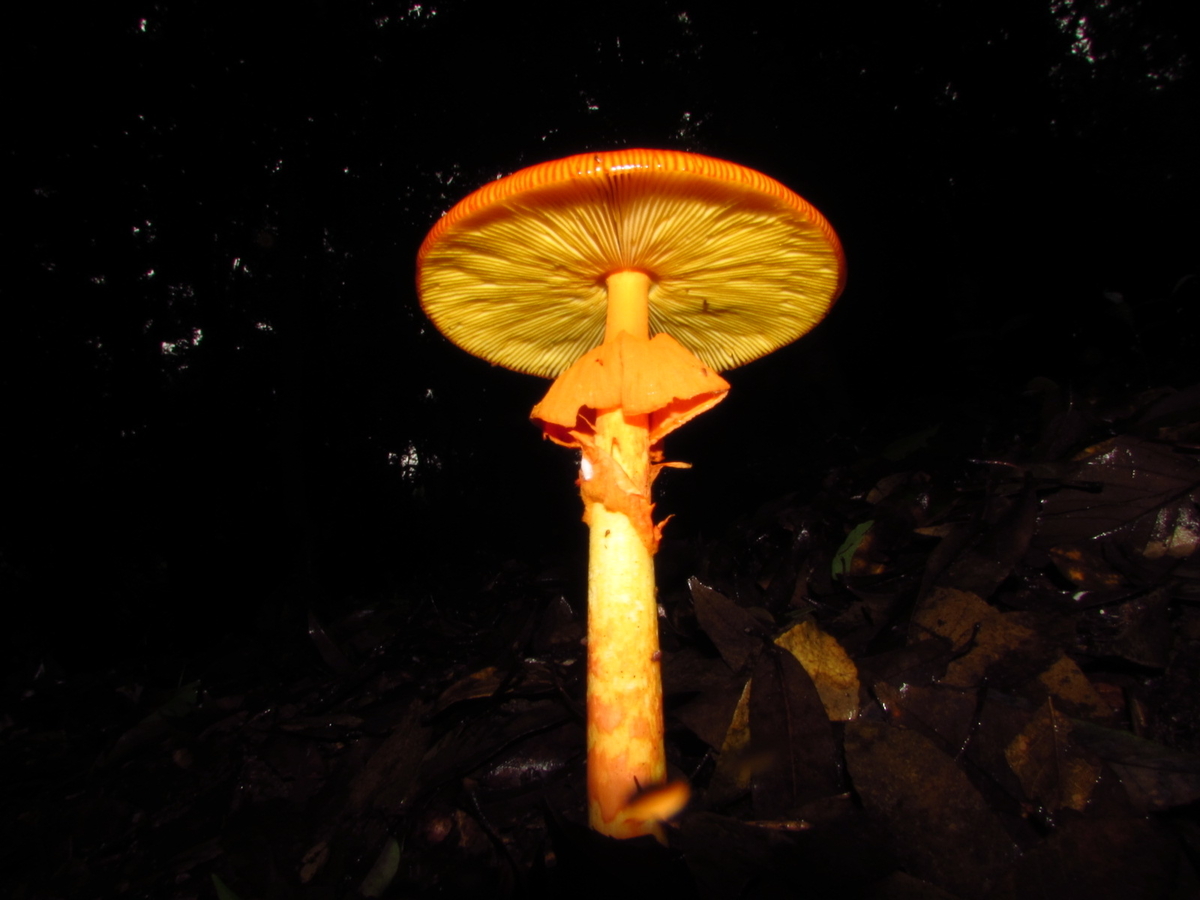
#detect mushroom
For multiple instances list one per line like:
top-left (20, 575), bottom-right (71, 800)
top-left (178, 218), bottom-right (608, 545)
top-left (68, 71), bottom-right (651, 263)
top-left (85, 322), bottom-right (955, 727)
top-left (416, 149), bottom-right (845, 841)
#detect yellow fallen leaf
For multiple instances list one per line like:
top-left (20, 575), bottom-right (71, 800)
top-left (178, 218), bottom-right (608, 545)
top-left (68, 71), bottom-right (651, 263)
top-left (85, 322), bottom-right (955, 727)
top-left (775, 619), bottom-right (860, 721)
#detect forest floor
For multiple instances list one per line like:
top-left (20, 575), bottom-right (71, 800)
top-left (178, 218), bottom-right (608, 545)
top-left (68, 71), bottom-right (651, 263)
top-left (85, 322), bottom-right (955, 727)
top-left (4, 378), bottom-right (1200, 899)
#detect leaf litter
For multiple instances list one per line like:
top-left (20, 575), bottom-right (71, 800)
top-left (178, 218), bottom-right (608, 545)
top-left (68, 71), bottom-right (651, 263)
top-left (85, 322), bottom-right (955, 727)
top-left (4, 380), bottom-right (1200, 898)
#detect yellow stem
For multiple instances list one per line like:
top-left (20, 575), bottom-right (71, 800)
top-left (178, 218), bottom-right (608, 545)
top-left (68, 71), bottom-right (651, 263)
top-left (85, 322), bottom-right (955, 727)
top-left (585, 269), bottom-right (668, 842)
top-left (604, 269), bottom-right (651, 339)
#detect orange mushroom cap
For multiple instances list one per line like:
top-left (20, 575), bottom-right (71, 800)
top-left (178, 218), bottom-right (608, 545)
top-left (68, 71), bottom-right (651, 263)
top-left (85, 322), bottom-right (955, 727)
top-left (416, 148), bottom-right (846, 379)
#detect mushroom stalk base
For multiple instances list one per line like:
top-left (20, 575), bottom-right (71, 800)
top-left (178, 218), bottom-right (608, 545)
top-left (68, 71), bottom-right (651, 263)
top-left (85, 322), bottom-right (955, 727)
top-left (585, 405), bottom-right (667, 842)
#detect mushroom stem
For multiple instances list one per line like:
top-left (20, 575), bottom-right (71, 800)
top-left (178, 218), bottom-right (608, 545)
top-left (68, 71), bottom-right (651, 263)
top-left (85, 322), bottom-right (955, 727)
top-left (604, 269), bottom-right (651, 339)
top-left (585, 269), bottom-right (667, 841)
top-left (585, 408), bottom-right (664, 840)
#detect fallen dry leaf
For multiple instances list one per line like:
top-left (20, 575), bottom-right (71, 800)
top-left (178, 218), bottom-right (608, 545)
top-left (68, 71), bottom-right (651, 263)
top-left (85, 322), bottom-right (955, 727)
top-left (749, 648), bottom-right (840, 816)
top-left (911, 586), bottom-right (1039, 689)
top-left (774, 619), bottom-right (861, 721)
top-left (1005, 699), bottom-right (1102, 813)
top-left (845, 719), bottom-right (1016, 897)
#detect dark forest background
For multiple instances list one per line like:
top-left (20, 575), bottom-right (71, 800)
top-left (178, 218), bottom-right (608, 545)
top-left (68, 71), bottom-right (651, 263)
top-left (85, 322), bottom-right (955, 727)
top-left (4, 1), bottom-right (1196, 674)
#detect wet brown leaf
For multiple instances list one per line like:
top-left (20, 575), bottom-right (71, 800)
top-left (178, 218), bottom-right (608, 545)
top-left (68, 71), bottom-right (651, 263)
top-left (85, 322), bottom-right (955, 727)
top-left (844, 719), bottom-right (1016, 897)
top-left (1006, 815), bottom-right (1181, 900)
top-left (661, 645), bottom-right (741, 696)
top-left (1039, 435), bottom-right (1200, 546)
top-left (412, 700), bottom-right (569, 805)
top-left (873, 681), bottom-right (979, 755)
top-left (473, 720), bottom-right (583, 793)
top-left (931, 486), bottom-right (1038, 598)
top-left (674, 681), bottom-right (747, 750)
top-left (1029, 654), bottom-right (1113, 722)
top-left (689, 577), bottom-right (765, 673)
top-left (1071, 721), bottom-right (1200, 812)
top-left (1104, 589), bottom-right (1173, 668)
top-left (707, 679), bottom-right (753, 807)
top-left (1047, 544), bottom-right (1125, 590)
top-left (1005, 700), bottom-right (1102, 813)
top-left (910, 586), bottom-right (1040, 690)
top-left (749, 647), bottom-right (840, 816)
top-left (432, 665), bottom-right (505, 714)
top-left (344, 702), bottom-right (433, 816)
top-left (674, 809), bottom-right (893, 900)
top-left (1141, 497), bottom-right (1200, 559)
top-left (855, 637), bottom-right (954, 689)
